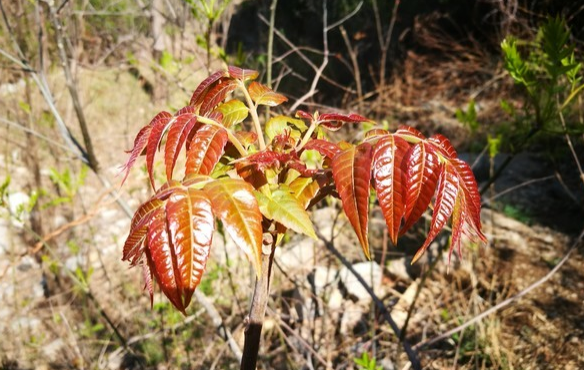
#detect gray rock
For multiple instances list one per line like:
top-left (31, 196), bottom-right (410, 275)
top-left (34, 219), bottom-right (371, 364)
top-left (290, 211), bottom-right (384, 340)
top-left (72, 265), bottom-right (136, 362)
top-left (339, 262), bottom-right (383, 302)
top-left (275, 238), bottom-right (316, 273)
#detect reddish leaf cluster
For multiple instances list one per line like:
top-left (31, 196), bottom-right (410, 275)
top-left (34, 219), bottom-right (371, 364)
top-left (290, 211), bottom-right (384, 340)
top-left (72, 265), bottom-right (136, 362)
top-left (328, 126), bottom-right (487, 262)
top-left (121, 66), bottom-right (486, 313)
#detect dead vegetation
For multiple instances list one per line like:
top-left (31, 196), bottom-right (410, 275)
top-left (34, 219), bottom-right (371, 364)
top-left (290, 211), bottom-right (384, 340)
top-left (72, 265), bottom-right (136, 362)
top-left (1, 1), bottom-right (584, 369)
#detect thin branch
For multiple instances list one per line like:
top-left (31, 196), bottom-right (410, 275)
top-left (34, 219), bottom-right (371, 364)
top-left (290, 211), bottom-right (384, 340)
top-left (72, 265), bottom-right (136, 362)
top-left (316, 230), bottom-right (422, 370)
top-left (557, 99), bottom-right (584, 188)
top-left (48, 2), bottom-right (100, 171)
top-left (414, 227), bottom-right (584, 350)
top-left (326, 1), bottom-right (363, 31)
top-left (258, 13), bottom-right (356, 95)
top-left (287, 1), bottom-right (329, 114)
top-left (482, 175), bottom-right (555, 205)
top-left (0, 117), bottom-right (77, 154)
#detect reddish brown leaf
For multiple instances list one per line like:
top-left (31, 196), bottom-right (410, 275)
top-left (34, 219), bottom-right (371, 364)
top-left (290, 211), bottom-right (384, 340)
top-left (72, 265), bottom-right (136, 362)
top-left (146, 112), bottom-right (174, 189)
top-left (319, 113), bottom-right (372, 131)
top-left (165, 188), bottom-right (214, 309)
top-left (428, 134), bottom-right (457, 158)
top-left (146, 207), bottom-right (185, 313)
top-left (199, 79), bottom-right (238, 116)
top-left (142, 259), bottom-right (154, 307)
top-left (236, 150), bottom-right (290, 172)
top-left (287, 161), bottom-right (318, 177)
top-left (123, 197), bottom-right (164, 264)
top-left (189, 71), bottom-right (228, 108)
top-left (450, 158), bottom-right (486, 241)
top-left (449, 191), bottom-right (467, 263)
top-left (365, 129), bottom-right (389, 140)
top-left (295, 110), bottom-right (314, 121)
top-left (185, 125), bottom-right (228, 176)
top-left (412, 163), bottom-right (460, 263)
top-left (400, 142), bottom-right (441, 235)
top-left (372, 135), bottom-right (410, 245)
top-left (248, 81), bottom-right (288, 107)
top-left (228, 66), bottom-right (259, 81)
top-left (175, 105), bottom-right (195, 116)
top-left (234, 131), bottom-right (258, 148)
top-left (332, 143), bottom-right (373, 258)
top-left (303, 139), bottom-right (341, 159)
top-left (164, 113), bottom-right (200, 181)
top-left (395, 125), bottom-right (425, 140)
top-left (235, 162), bottom-right (268, 190)
top-left (121, 125), bottom-right (151, 185)
top-left (122, 111), bottom-right (171, 185)
top-left (203, 179), bottom-right (263, 276)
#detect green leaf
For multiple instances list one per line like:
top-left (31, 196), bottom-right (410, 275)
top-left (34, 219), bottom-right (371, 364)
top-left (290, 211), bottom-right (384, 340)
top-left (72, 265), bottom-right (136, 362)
top-left (266, 115), bottom-right (307, 141)
top-left (215, 99), bottom-right (248, 128)
top-left (204, 178), bottom-right (263, 276)
top-left (254, 186), bottom-right (317, 239)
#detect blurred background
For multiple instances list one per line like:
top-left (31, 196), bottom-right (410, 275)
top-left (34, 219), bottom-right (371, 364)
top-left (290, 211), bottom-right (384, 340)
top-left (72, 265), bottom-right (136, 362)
top-left (1, 0), bottom-right (583, 369)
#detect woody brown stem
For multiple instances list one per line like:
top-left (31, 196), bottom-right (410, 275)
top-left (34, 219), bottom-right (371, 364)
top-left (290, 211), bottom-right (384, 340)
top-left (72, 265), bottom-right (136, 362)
top-left (240, 235), bottom-right (276, 370)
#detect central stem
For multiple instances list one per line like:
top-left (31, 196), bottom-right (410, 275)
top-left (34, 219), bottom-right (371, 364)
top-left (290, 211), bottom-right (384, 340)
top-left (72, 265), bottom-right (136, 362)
top-left (240, 236), bottom-right (276, 370)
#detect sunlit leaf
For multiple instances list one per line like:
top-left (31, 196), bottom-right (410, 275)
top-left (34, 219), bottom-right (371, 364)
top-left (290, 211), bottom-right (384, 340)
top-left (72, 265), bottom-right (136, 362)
top-left (450, 158), bottom-right (486, 241)
top-left (319, 112), bottom-right (372, 131)
top-left (332, 143), bottom-right (373, 258)
top-left (189, 71), bottom-right (228, 108)
top-left (200, 79), bottom-right (238, 115)
top-left (395, 125), bottom-right (425, 140)
top-left (166, 188), bottom-right (214, 309)
top-left (122, 111), bottom-right (172, 185)
top-left (204, 179), bottom-right (263, 276)
top-left (185, 125), bottom-right (229, 176)
top-left (164, 113), bottom-right (199, 180)
top-left (214, 99), bottom-right (248, 128)
top-left (255, 187), bottom-right (316, 239)
top-left (228, 66), bottom-right (259, 81)
top-left (146, 112), bottom-right (174, 189)
top-left (412, 163), bottom-right (459, 263)
top-left (303, 139), bottom-right (341, 159)
top-left (123, 197), bottom-right (164, 264)
top-left (266, 115), bottom-right (306, 141)
top-left (427, 134), bottom-right (457, 158)
top-left (248, 81), bottom-right (288, 107)
top-left (289, 176), bottom-right (321, 209)
top-left (145, 207), bottom-right (184, 312)
top-left (400, 142), bottom-right (441, 235)
top-left (372, 135), bottom-right (410, 245)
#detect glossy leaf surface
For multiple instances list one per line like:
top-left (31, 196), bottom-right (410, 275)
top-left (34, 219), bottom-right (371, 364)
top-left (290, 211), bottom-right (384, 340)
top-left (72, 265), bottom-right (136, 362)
top-left (255, 187), bottom-right (317, 239)
top-left (204, 179), bottom-right (263, 276)
top-left (165, 188), bottom-right (214, 309)
top-left (185, 125), bottom-right (228, 176)
top-left (248, 81), bottom-right (288, 107)
top-left (332, 143), bottom-right (373, 258)
top-left (372, 135), bottom-right (409, 245)
top-left (215, 99), bottom-right (248, 128)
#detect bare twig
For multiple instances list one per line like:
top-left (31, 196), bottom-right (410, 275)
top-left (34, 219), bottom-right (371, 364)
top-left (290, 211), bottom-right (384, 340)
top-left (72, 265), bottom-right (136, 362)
top-left (414, 228), bottom-right (584, 350)
top-left (557, 99), bottom-right (584, 189)
top-left (47, 2), bottom-right (100, 171)
top-left (316, 230), bottom-right (422, 370)
top-left (288, 1), bottom-right (329, 113)
top-left (258, 14), bottom-right (356, 96)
